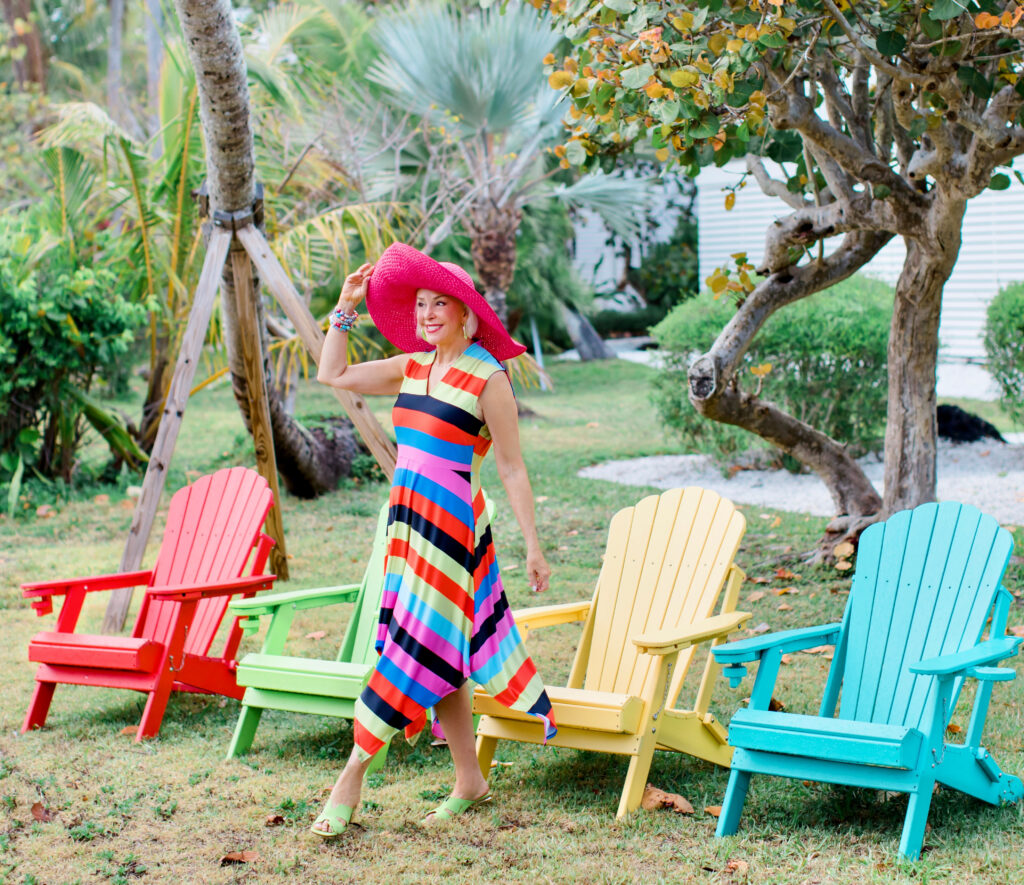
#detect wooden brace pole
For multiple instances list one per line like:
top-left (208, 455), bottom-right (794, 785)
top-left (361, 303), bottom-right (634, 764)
top-left (235, 224), bottom-right (398, 479)
top-left (230, 246), bottom-right (290, 580)
top-left (102, 226), bottom-right (232, 632)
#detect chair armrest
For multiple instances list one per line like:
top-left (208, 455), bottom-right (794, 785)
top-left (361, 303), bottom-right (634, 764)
top-left (910, 636), bottom-right (1022, 677)
top-left (712, 622), bottom-right (843, 666)
top-left (147, 574), bottom-right (276, 602)
top-left (227, 583), bottom-right (361, 618)
top-left (633, 611), bottom-right (753, 656)
top-left (511, 600), bottom-right (592, 632)
top-left (22, 570), bottom-right (153, 616)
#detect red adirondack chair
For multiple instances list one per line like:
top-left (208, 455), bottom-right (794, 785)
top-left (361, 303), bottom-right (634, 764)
top-left (21, 466), bottom-right (277, 741)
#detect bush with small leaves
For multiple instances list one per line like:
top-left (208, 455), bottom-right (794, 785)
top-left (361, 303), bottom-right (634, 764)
top-left (984, 281), bottom-right (1024, 427)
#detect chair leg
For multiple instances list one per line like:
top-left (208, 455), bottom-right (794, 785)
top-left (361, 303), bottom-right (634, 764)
top-left (22, 681), bottom-right (56, 733)
top-left (476, 734), bottom-right (498, 782)
top-left (617, 733), bottom-right (658, 819)
top-left (136, 679), bottom-right (174, 741)
top-left (366, 740), bottom-right (390, 776)
top-left (226, 704), bottom-right (264, 759)
top-left (716, 768), bottom-right (753, 837)
top-left (897, 783), bottom-right (935, 862)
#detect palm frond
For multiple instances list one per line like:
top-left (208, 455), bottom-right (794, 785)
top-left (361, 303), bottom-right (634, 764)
top-left (549, 172), bottom-right (656, 240)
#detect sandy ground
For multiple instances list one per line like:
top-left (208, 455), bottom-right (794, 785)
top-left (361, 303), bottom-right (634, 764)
top-left (579, 438), bottom-right (1024, 523)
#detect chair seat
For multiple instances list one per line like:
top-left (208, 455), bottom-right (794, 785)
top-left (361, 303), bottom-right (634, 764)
top-left (236, 653), bottom-right (371, 699)
top-left (474, 685), bottom-right (645, 734)
top-left (729, 708), bottom-right (924, 770)
top-left (29, 632), bottom-right (163, 672)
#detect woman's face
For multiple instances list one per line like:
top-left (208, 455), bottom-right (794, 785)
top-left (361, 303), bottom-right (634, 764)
top-left (415, 289), bottom-right (467, 348)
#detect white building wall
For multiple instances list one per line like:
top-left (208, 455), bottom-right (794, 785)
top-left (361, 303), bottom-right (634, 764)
top-left (696, 161), bottom-right (1024, 398)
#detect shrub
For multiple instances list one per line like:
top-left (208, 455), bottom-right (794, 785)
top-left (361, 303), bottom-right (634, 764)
top-left (651, 274), bottom-right (893, 464)
top-left (984, 281), bottom-right (1024, 426)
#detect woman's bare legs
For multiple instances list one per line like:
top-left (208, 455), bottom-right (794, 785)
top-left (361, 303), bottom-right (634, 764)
top-left (311, 749), bottom-right (373, 833)
top-left (433, 683), bottom-right (489, 800)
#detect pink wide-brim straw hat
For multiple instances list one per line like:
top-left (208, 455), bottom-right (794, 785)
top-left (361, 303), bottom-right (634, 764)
top-left (365, 243), bottom-right (527, 362)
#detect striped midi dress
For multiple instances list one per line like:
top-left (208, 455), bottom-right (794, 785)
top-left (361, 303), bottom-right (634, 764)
top-left (352, 342), bottom-right (556, 760)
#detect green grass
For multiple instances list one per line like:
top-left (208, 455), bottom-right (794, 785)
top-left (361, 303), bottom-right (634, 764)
top-left (1, 360), bottom-right (1022, 883)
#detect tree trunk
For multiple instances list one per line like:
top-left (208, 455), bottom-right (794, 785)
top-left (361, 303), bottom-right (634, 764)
top-left (469, 205), bottom-right (521, 325)
top-left (107, 0), bottom-right (125, 125)
top-left (1, 0), bottom-right (46, 88)
top-left (173, 0), bottom-right (359, 495)
top-left (882, 202), bottom-right (965, 514)
top-left (560, 304), bottom-right (615, 361)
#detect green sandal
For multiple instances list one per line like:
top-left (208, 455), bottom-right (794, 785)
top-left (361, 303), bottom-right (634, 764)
top-left (422, 793), bottom-right (492, 825)
top-left (311, 800), bottom-right (355, 838)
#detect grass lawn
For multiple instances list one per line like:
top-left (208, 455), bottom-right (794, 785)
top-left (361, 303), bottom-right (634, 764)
top-left (1, 359), bottom-right (1022, 884)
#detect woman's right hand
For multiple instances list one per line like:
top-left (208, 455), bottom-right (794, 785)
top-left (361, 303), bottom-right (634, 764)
top-left (337, 263), bottom-right (374, 312)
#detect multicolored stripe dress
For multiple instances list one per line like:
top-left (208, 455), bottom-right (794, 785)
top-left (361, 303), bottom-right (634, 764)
top-left (352, 342), bottom-right (555, 760)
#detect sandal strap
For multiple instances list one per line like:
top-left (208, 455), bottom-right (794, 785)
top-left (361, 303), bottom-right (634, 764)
top-left (427, 793), bottom-right (492, 821)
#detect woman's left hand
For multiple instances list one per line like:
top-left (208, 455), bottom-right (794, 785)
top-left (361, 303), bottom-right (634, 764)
top-left (526, 550), bottom-right (551, 594)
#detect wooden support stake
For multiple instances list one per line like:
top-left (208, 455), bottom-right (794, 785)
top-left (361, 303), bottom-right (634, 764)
top-left (230, 246), bottom-right (289, 580)
top-left (103, 227), bottom-right (233, 632)
top-left (235, 224), bottom-right (397, 479)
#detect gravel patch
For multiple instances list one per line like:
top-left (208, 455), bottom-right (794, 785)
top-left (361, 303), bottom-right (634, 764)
top-left (579, 439), bottom-right (1024, 523)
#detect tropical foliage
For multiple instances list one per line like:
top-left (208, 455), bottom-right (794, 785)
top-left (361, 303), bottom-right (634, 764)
top-left (985, 280), bottom-right (1024, 426)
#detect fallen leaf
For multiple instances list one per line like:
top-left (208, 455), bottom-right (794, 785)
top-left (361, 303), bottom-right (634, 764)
top-left (774, 568), bottom-right (799, 580)
top-left (769, 516), bottom-right (781, 528)
top-left (92, 494), bottom-right (110, 505)
top-left (803, 645), bottom-right (831, 655)
top-left (489, 760), bottom-right (514, 768)
top-left (220, 851), bottom-right (259, 865)
top-left (31, 802), bottom-right (54, 822)
top-left (747, 591), bottom-right (766, 603)
top-left (704, 805), bottom-right (722, 817)
top-left (725, 859), bottom-right (749, 875)
top-left (304, 631), bottom-right (327, 641)
top-left (324, 525), bottom-right (334, 532)
top-left (773, 586), bottom-right (797, 596)
top-left (749, 622), bottom-right (770, 635)
top-left (586, 421), bottom-right (600, 428)
top-left (833, 541), bottom-right (855, 559)
top-left (264, 814), bottom-right (285, 827)
top-left (566, 529), bottom-right (579, 536)
top-left (118, 498), bottom-right (135, 510)
top-left (777, 603), bottom-right (793, 611)
top-left (749, 576), bottom-right (770, 585)
top-left (946, 723), bottom-right (962, 735)
top-left (535, 496), bottom-right (549, 503)
top-left (641, 784), bottom-right (694, 814)
top-left (1008, 625), bottom-right (1024, 637)
top-left (781, 654), bottom-right (793, 664)
top-left (120, 725), bottom-right (139, 736)
top-left (835, 560), bottom-right (853, 571)
top-left (35, 504), bottom-right (55, 518)
top-left (768, 696), bottom-right (786, 712)
top-left (557, 545), bottom-right (569, 551)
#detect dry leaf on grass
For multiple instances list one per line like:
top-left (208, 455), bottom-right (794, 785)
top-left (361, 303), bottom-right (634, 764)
top-left (31, 802), bottom-right (54, 823)
top-left (946, 723), bottom-right (962, 735)
top-left (220, 851), bottom-right (259, 865)
top-left (774, 567), bottom-right (799, 581)
top-left (304, 631), bottom-right (327, 641)
top-left (119, 725), bottom-right (139, 736)
top-left (747, 591), bottom-right (766, 603)
top-left (264, 814), bottom-right (285, 827)
top-left (803, 645), bottom-right (833, 657)
top-left (780, 654), bottom-right (793, 664)
top-left (1008, 625), bottom-right (1024, 637)
top-left (92, 494), bottom-right (110, 505)
top-left (748, 576), bottom-right (770, 585)
top-left (768, 696), bottom-right (786, 712)
top-left (566, 529), bottom-right (579, 536)
top-left (777, 603), bottom-right (793, 612)
top-left (773, 586), bottom-right (798, 596)
top-left (35, 505), bottom-right (56, 518)
top-left (704, 805), bottom-right (722, 817)
top-left (725, 859), bottom-right (749, 876)
top-left (749, 623), bottom-right (770, 635)
top-left (641, 784), bottom-right (694, 814)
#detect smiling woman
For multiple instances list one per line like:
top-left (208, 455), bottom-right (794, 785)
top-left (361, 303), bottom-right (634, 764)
top-left (312, 242), bottom-right (553, 836)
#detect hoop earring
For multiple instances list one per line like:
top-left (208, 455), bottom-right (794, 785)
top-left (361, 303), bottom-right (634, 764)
top-left (462, 322), bottom-right (471, 340)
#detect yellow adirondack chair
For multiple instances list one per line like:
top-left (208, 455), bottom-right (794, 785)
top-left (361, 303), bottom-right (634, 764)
top-left (473, 487), bottom-right (750, 817)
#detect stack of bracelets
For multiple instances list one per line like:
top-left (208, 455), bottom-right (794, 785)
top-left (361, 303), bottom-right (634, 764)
top-left (330, 307), bottom-right (359, 332)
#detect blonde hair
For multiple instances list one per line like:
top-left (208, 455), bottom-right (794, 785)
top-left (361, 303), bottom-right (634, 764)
top-left (462, 306), bottom-right (479, 339)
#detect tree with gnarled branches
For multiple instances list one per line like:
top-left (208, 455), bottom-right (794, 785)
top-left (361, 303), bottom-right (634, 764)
top-left (545, 0), bottom-right (1024, 547)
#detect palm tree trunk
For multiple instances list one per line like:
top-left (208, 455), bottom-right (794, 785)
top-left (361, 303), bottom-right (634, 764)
top-left (172, 0), bottom-right (357, 495)
top-left (468, 205), bottom-right (521, 326)
top-left (2, 0), bottom-right (46, 88)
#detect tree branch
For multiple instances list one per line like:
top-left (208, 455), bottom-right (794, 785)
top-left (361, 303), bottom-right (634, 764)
top-left (745, 155), bottom-right (809, 210)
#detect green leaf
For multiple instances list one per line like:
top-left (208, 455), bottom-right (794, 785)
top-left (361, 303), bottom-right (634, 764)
top-left (689, 113), bottom-right (720, 140)
top-left (989, 173), bottom-right (1011, 190)
top-left (602, 0), bottom-right (636, 13)
top-left (565, 140), bottom-right (587, 166)
top-left (919, 12), bottom-right (944, 39)
top-left (658, 100), bottom-right (680, 125)
top-left (957, 65), bottom-right (993, 100)
top-left (929, 0), bottom-right (970, 21)
top-left (621, 63), bottom-right (654, 90)
top-left (876, 31), bottom-right (906, 56)
top-left (757, 32), bottom-right (787, 49)
top-left (873, 184), bottom-right (892, 199)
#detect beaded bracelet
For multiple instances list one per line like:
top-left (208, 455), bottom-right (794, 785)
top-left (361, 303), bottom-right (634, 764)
top-left (330, 307), bottom-right (359, 332)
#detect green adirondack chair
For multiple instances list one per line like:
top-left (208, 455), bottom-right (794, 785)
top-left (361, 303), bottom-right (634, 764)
top-left (712, 501), bottom-right (1023, 861)
top-left (225, 503), bottom-right (390, 768)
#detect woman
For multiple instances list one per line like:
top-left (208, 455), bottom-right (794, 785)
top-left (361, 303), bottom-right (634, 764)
top-left (312, 243), bottom-right (555, 836)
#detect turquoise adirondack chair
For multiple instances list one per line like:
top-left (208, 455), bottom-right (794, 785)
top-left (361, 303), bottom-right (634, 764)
top-left (225, 502), bottom-right (390, 768)
top-left (712, 501), bottom-right (1023, 860)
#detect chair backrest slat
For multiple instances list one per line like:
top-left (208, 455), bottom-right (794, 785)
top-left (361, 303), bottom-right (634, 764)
top-left (837, 502), bottom-right (1012, 729)
top-left (338, 502), bottom-right (392, 665)
top-left (583, 488), bottom-right (745, 702)
top-left (135, 467), bottom-right (274, 653)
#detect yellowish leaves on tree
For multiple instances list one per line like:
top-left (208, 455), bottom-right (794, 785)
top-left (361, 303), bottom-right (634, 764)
top-left (694, 57), bottom-right (713, 75)
top-left (548, 71), bottom-right (575, 90)
top-left (572, 79), bottom-right (590, 97)
top-left (708, 33), bottom-right (729, 54)
top-left (693, 90), bottom-right (711, 109)
top-left (736, 24), bottom-right (759, 41)
top-left (671, 12), bottom-right (695, 32)
top-left (750, 363), bottom-right (773, 378)
top-left (776, 17), bottom-right (797, 34)
top-left (707, 268), bottom-right (729, 295)
top-left (670, 68), bottom-right (699, 88)
top-left (656, 147), bottom-right (670, 162)
top-left (542, 52), bottom-right (556, 65)
top-left (639, 26), bottom-right (663, 43)
top-left (768, 0), bottom-right (785, 6)
top-left (724, 191), bottom-right (736, 211)
top-left (713, 69), bottom-right (734, 91)
top-left (727, 39), bottom-right (744, 52)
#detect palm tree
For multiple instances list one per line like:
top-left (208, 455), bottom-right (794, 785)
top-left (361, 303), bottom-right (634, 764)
top-left (367, 3), bottom-right (647, 327)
